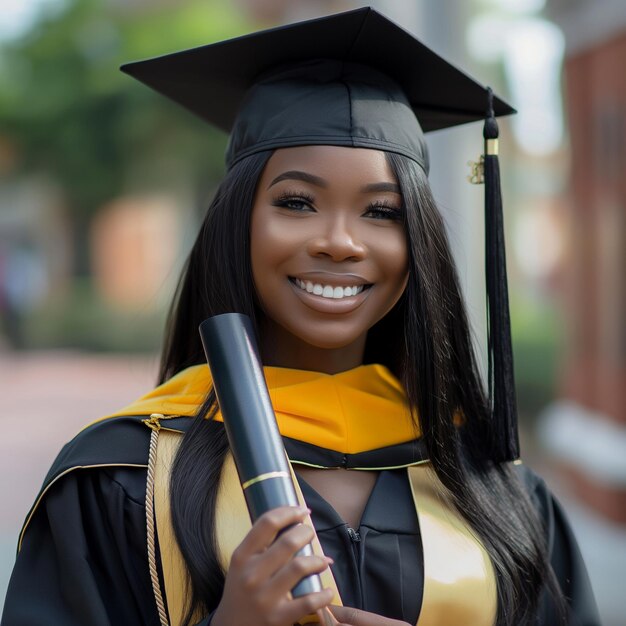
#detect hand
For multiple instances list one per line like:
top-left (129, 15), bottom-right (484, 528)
top-left (328, 606), bottom-right (411, 626)
top-left (211, 506), bottom-right (334, 626)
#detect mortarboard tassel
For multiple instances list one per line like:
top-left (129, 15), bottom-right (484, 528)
top-left (483, 87), bottom-right (520, 463)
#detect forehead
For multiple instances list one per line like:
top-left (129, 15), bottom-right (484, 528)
top-left (259, 146), bottom-right (398, 187)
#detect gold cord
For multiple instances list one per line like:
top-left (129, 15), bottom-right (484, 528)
top-left (146, 426), bottom-right (170, 626)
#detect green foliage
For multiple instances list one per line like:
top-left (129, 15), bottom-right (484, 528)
top-left (0, 0), bottom-right (252, 349)
top-left (22, 278), bottom-right (167, 352)
top-left (0, 0), bottom-right (249, 217)
top-left (510, 295), bottom-right (564, 420)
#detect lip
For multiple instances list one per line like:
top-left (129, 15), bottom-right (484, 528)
top-left (288, 277), bottom-right (372, 314)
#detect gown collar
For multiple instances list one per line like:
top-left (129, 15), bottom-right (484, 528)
top-left (99, 363), bottom-right (424, 466)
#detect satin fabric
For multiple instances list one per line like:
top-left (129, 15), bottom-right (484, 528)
top-left (92, 363), bottom-right (419, 454)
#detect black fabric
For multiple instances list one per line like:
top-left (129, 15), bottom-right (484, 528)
top-left (298, 469), bottom-right (423, 623)
top-left (521, 469), bottom-right (602, 626)
top-left (284, 436), bottom-right (429, 470)
top-left (120, 7), bottom-right (515, 170)
top-left (223, 59), bottom-right (430, 172)
top-left (2, 418), bottom-right (601, 625)
top-left (15, 415), bottom-right (152, 549)
top-left (3, 466), bottom-right (157, 626)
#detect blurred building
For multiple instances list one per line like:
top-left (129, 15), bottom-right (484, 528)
top-left (91, 195), bottom-right (181, 310)
top-left (540, 0), bottom-right (626, 523)
top-left (538, 1), bottom-right (626, 621)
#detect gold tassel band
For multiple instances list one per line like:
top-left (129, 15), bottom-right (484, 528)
top-left (485, 138), bottom-right (499, 155)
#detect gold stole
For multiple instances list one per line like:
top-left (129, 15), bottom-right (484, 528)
top-left (151, 429), bottom-right (496, 626)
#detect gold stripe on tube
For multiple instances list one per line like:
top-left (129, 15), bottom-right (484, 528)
top-left (485, 138), bottom-right (499, 155)
top-left (241, 470), bottom-right (290, 490)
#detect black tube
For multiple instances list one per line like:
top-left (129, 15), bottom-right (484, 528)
top-left (199, 313), bottom-right (323, 597)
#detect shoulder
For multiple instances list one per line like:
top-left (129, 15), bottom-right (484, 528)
top-left (511, 462), bottom-right (560, 522)
top-left (512, 462), bottom-right (566, 531)
top-left (511, 466), bottom-right (602, 623)
top-left (513, 462), bottom-right (548, 496)
top-left (512, 462), bottom-right (586, 570)
top-left (18, 414), bottom-right (193, 551)
top-left (44, 415), bottom-right (151, 481)
top-left (43, 414), bottom-right (193, 485)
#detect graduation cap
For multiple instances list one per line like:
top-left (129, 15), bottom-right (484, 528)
top-left (121, 7), bottom-right (519, 463)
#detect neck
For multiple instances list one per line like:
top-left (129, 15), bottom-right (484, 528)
top-left (259, 319), bottom-right (366, 374)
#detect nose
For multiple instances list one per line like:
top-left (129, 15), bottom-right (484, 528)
top-left (305, 213), bottom-right (366, 262)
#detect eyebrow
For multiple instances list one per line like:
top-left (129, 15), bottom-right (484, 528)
top-left (268, 171), bottom-right (327, 189)
top-left (361, 182), bottom-right (401, 194)
top-left (268, 170), bottom-right (401, 194)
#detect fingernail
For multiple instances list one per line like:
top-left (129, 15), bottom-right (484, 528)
top-left (325, 556), bottom-right (334, 564)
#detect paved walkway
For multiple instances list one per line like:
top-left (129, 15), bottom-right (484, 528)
top-left (0, 350), bottom-right (158, 614)
top-left (1, 351), bottom-right (624, 623)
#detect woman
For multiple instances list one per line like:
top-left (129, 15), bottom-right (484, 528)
top-left (2, 8), bottom-right (600, 626)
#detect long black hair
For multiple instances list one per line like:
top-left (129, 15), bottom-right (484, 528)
top-left (164, 149), bottom-right (565, 626)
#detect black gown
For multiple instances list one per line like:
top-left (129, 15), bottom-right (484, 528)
top-left (1, 415), bottom-right (601, 626)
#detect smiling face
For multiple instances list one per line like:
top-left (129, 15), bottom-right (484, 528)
top-left (250, 145), bottom-right (409, 373)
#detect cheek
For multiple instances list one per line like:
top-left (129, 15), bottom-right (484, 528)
top-left (376, 229), bottom-right (409, 285)
top-left (250, 213), bottom-right (275, 300)
top-left (376, 231), bottom-right (409, 316)
top-left (251, 219), bottom-right (281, 273)
top-left (251, 206), bottom-right (312, 267)
top-left (250, 208), bottom-right (299, 302)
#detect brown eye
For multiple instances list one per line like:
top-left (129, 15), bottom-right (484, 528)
top-left (364, 203), bottom-right (403, 220)
top-left (280, 198), bottom-right (311, 211)
top-left (272, 190), bottom-right (316, 212)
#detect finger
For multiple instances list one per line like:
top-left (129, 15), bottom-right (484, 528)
top-left (317, 606), bottom-right (340, 626)
top-left (232, 506), bottom-right (309, 560)
top-left (239, 522), bottom-right (315, 584)
top-left (269, 553), bottom-right (330, 592)
top-left (261, 522), bottom-right (315, 571)
top-left (274, 587), bottom-right (334, 625)
top-left (329, 605), bottom-right (411, 626)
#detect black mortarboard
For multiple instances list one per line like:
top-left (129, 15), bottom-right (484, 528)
top-left (120, 7), bottom-right (513, 172)
top-left (121, 7), bottom-right (520, 463)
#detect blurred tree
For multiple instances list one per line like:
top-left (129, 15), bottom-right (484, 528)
top-left (0, 0), bottom-right (250, 273)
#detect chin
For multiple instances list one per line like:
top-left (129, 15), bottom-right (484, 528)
top-left (298, 335), bottom-right (360, 351)
top-left (285, 321), bottom-right (367, 351)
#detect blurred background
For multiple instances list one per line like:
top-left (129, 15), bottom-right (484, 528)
top-left (1, 0), bottom-right (624, 622)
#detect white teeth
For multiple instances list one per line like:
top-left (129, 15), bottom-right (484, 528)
top-left (293, 279), bottom-right (365, 299)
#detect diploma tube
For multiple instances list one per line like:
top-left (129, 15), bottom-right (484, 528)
top-left (199, 313), bottom-right (323, 598)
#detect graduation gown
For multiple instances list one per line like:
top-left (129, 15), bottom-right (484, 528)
top-left (2, 413), bottom-right (600, 626)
